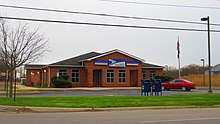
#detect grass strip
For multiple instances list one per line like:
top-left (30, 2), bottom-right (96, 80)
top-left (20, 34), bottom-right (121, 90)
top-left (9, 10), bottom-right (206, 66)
top-left (0, 94), bottom-right (220, 108)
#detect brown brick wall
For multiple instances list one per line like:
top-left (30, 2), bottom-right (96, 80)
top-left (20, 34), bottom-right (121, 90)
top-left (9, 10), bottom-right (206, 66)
top-left (41, 68), bottom-right (48, 87)
top-left (26, 52), bottom-right (163, 87)
top-left (84, 52), bottom-right (143, 87)
top-left (45, 67), bottom-right (88, 87)
top-left (142, 68), bottom-right (163, 80)
top-left (26, 69), bottom-right (41, 86)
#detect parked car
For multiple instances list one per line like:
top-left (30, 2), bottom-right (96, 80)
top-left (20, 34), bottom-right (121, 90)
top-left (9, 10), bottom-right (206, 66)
top-left (162, 79), bottom-right (196, 91)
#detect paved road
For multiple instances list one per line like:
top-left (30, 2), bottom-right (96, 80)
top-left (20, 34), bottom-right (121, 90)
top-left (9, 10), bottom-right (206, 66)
top-left (1, 89), bottom-right (220, 97)
top-left (1, 108), bottom-right (220, 124)
top-left (6, 89), bottom-right (220, 97)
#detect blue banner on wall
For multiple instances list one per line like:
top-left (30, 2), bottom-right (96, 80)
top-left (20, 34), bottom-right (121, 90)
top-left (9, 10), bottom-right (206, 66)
top-left (94, 59), bottom-right (138, 67)
top-left (126, 61), bottom-right (138, 66)
top-left (94, 60), bottom-right (108, 65)
top-left (108, 59), bottom-right (126, 67)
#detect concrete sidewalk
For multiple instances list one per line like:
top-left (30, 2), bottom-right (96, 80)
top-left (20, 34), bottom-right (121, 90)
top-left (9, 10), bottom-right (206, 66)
top-left (16, 83), bottom-right (140, 91)
top-left (1, 83), bottom-right (141, 95)
top-left (0, 105), bottom-right (200, 113)
top-left (14, 82), bottom-right (220, 90)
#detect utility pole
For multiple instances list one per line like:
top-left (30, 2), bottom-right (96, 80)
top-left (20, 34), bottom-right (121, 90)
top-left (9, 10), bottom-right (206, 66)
top-left (200, 58), bottom-right (205, 86)
top-left (5, 70), bottom-right (8, 98)
top-left (9, 53), bottom-right (13, 98)
top-left (14, 70), bottom-right (16, 102)
top-left (201, 16), bottom-right (212, 93)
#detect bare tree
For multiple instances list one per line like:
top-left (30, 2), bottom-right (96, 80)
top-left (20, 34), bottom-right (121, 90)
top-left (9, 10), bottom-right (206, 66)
top-left (166, 66), bottom-right (179, 78)
top-left (181, 64), bottom-right (209, 76)
top-left (165, 64), bottom-right (210, 79)
top-left (0, 18), bottom-right (49, 98)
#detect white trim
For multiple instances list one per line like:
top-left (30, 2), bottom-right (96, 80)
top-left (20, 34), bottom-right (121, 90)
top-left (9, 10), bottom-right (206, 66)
top-left (106, 69), bottom-right (114, 84)
top-left (127, 63), bottom-right (138, 66)
top-left (71, 69), bottom-right (80, 83)
top-left (142, 67), bottom-right (164, 69)
top-left (81, 49), bottom-right (145, 62)
top-left (95, 63), bottom-right (108, 65)
top-left (118, 69), bottom-right (126, 84)
top-left (47, 65), bottom-right (84, 68)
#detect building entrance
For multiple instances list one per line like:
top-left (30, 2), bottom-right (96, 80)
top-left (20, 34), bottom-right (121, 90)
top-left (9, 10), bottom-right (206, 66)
top-left (93, 69), bottom-right (102, 87)
top-left (130, 70), bottom-right (138, 87)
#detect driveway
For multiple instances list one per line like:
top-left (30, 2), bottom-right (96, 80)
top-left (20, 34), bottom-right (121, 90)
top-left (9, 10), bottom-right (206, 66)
top-left (1, 82), bottom-right (220, 97)
top-left (1, 89), bottom-right (218, 97)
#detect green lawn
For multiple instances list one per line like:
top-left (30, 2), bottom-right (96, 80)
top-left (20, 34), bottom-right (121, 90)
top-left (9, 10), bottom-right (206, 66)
top-left (0, 94), bottom-right (220, 108)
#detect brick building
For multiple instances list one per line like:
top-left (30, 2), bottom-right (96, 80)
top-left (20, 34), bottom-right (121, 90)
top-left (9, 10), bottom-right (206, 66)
top-left (25, 49), bottom-right (164, 87)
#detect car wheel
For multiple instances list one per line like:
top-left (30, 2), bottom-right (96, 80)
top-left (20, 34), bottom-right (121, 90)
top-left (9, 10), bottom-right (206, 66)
top-left (181, 86), bottom-right (187, 91)
top-left (162, 86), bottom-right (165, 91)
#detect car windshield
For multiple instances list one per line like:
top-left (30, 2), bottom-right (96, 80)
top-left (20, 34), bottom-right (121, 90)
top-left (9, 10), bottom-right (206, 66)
top-left (169, 79), bottom-right (190, 83)
top-left (169, 80), bottom-right (176, 84)
top-left (181, 79), bottom-right (191, 82)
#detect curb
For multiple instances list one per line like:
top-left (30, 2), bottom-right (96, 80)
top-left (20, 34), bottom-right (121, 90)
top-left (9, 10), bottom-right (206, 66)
top-left (0, 105), bottom-right (201, 113)
top-left (0, 91), bottom-right (40, 95)
top-left (20, 87), bottom-right (141, 91)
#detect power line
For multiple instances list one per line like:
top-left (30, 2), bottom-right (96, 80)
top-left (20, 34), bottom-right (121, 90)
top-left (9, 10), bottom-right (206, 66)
top-left (0, 4), bottom-right (220, 26)
top-left (101, 0), bottom-right (220, 10)
top-left (1, 16), bottom-right (220, 33)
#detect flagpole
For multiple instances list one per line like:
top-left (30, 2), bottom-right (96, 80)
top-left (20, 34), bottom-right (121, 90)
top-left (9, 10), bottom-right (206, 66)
top-left (177, 36), bottom-right (181, 79)
top-left (178, 54), bottom-right (181, 79)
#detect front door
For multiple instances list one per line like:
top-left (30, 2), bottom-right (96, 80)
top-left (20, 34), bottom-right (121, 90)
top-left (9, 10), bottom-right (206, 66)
top-left (93, 70), bottom-right (102, 87)
top-left (130, 70), bottom-right (138, 87)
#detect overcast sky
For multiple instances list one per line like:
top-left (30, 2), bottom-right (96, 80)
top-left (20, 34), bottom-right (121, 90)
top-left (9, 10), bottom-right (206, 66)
top-left (0, 0), bottom-right (220, 67)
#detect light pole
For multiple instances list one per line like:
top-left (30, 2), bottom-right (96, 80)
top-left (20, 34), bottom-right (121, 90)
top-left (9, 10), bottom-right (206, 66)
top-left (200, 58), bottom-right (205, 86)
top-left (201, 16), bottom-right (212, 93)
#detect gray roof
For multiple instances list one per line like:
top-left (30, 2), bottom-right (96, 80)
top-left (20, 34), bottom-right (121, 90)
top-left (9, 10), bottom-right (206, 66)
top-left (25, 50), bottom-right (164, 69)
top-left (205, 64), bottom-right (220, 73)
top-left (83, 49), bottom-right (145, 62)
top-left (49, 52), bottom-right (101, 66)
top-left (142, 63), bottom-right (164, 69)
top-left (24, 64), bottom-right (46, 69)
top-left (211, 64), bottom-right (220, 71)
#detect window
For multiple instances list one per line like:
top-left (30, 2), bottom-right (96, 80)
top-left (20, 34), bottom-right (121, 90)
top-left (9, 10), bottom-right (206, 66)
top-left (175, 80), bottom-right (183, 83)
top-left (46, 71), bottom-right (48, 83)
top-left (169, 80), bottom-right (175, 84)
top-left (118, 70), bottom-right (126, 83)
top-left (59, 69), bottom-right (67, 76)
top-left (142, 70), bottom-right (146, 79)
top-left (107, 70), bottom-right (114, 84)
top-left (72, 70), bottom-right (79, 83)
top-left (149, 70), bottom-right (156, 79)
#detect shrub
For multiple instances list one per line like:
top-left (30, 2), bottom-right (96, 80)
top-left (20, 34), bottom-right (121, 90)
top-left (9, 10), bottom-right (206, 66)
top-left (59, 74), bottom-right (69, 80)
top-left (52, 79), bottom-right (72, 88)
top-left (155, 75), bottom-right (174, 82)
top-left (51, 75), bottom-right (72, 88)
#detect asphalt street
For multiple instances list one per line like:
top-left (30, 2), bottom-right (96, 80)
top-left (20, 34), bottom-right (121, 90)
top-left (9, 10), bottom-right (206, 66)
top-left (4, 89), bottom-right (220, 97)
top-left (1, 89), bottom-right (220, 97)
top-left (0, 108), bottom-right (220, 124)
top-left (1, 82), bottom-right (220, 97)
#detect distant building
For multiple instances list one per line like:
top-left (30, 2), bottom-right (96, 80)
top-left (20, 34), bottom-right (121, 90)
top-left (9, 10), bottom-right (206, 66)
top-left (205, 64), bottom-right (220, 75)
top-left (25, 49), bottom-right (164, 87)
top-left (0, 60), bottom-right (7, 72)
top-left (0, 60), bottom-right (7, 81)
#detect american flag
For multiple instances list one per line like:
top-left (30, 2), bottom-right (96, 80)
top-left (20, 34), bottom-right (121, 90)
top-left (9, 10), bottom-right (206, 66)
top-left (177, 38), bottom-right (180, 59)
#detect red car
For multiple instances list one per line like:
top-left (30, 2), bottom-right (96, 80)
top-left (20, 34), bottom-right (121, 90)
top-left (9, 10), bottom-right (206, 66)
top-left (162, 79), bottom-right (196, 91)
